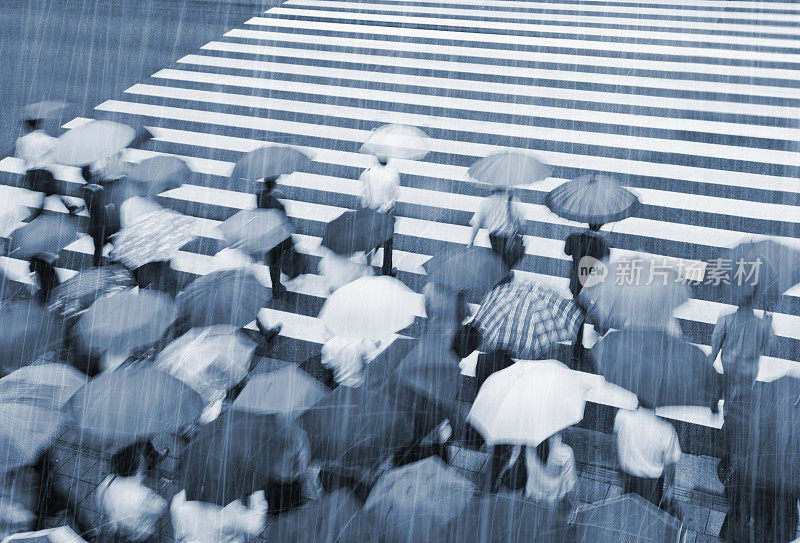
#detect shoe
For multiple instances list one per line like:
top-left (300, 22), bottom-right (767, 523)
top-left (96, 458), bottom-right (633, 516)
top-left (257, 316), bottom-right (283, 343)
top-left (382, 268), bottom-right (397, 277)
top-left (272, 283), bottom-right (288, 299)
top-left (67, 204), bottom-right (85, 216)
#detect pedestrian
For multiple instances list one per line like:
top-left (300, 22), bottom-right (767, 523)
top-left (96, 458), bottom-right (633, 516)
top-left (256, 176), bottom-right (297, 299)
top-left (613, 400), bottom-right (682, 511)
top-left (28, 252), bottom-right (60, 305)
top-left (359, 155), bottom-right (399, 276)
top-left (15, 118), bottom-right (82, 219)
top-left (468, 186), bottom-right (525, 268)
top-left (170, 489), bottom-right (268, 543)
top-left (81, 166), bottom-right (120, 267)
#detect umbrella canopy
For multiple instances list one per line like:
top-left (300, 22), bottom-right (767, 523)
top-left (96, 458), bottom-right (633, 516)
top-left (298, 386), bottom-right (414, 468)
top-left (74, 289), bottom-right (177, 356)
top-left (110, 208), bottom-right (198, 269)
top-left (126, 155), bottom-right (191, 196)
top-left (592, 330), bottom-right (721, 408)
top-left (467, 151), bottom-right (552, 187)
top-left (0, 400), bottom-right (68, 475)
top-left (569, 494), bottom-right (683, 543)
top-left (396, 333), bottom-right (465, 412)
top-left (155, 325), bottom-right (256, 404)
top-left (0, 363), bottom-right (86, 409)
top-left (177, 269), bottom-right (270, 328)
top-left (322, 207), bottom-right (394, 255)
top-left (545, 174), bottom-right (640, 225)
top-left (578, 258), bottom-right (690, 331)
top-left (725, 239), bottom-right (800, 303)
top-left (232, 365), bottom-right (329, 421)
top-left (21, 100), bottom-right (69, 121)
top-left (51, 120), bottom-right (135, 167)
top-left (8, 214), bottom-right (81, 260)
top-left (262, 489), bottom-right (361, 543)
top-left (319, 276), bottom-right (417, 339)
top-left (472, 281), bottom-right (582, 360)
top-left (47, 265), bottom-right (135, 320)
top-left (423, 246), bottom-right (509, 299)
top-left (359, 124), bottom-right (431, 161)
top-left (219, 209), bottom-right (293, 256)
top-left (231, 145), bottom-right (312, 181)
top-left (468, 360), bottom-right (590, 446)
top-left (180, 410), bottom-right (310, 506)
top-left (68, 366), bottom-right (203, 448)
top-left (0, 302), bottom-right (63, 376)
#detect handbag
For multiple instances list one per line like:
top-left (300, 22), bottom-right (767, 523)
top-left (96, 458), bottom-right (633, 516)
top-left (503, 232), bottom-right (526, 267)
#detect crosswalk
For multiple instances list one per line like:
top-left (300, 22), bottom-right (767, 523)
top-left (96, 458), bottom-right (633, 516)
top-left (2, 0), bottom-right (800, 437)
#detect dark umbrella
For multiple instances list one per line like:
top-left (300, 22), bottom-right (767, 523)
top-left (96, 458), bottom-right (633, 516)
top-left (47, 264), bottom-right (135, 319)
top-left (545, 173), bottom-right (640, 225)
top-left (231, 146), bottom-right (312, 181)
top-left (262, 489), bottom-right (361, 543)
top-left (726, 239), bottom-right (800, 303)
top-left (0, 302), bottom-right (63, 375)
top-left (322, 207), bottom-right (394, 255)
top-left (568, 493), bottom-right (683, 543)
top-left (180, 410), bottom-right (310, 506)
top-left (177, 269), bottom-right (270, 328)
top-left (0, 400), bottom-right (68, 475)
top-left (8, 214), bottom-right (81, 260)
top-left (219, 209), bottom-right (293, 256)
top-left (68, 366), bottom-right (203, 448)
top-left (298, 386), bottom-right (414, 469)
top-left (127, 155), bottom-right (191, 197)
top-left (423, 246), bottom-right (509, 299)
top-left (592, 329), bottom-right (721, 408)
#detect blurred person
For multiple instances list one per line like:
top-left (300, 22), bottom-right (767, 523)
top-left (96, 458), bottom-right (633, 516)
top-left (256, 176), bottom-right (299, 299)
top-left (28, 253), bottom-right (60, 305)
top-left (317, 247), bottom-right (373, 295)
top-left (171, 489), bottom-right (268, 543)
top-left (319, 335), bottom-right (380, 389)
top-left (468, 186), bottom-right (525, 268)
top-left (359, 156), bottom-right (399, 276)
top-left (81, 167), bottom-right (120, 267)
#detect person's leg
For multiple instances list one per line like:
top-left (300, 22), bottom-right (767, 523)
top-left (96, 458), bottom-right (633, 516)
top-left (488, 234), bottom-right (504, 259)
top-left (266, 243), bottom-right (286, 298)
top-left (91, 229), bottom-right (104, 267)
top-left (381, 237), bottom-right (394, 276)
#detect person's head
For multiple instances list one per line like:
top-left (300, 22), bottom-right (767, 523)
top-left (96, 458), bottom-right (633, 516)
top-left (263, 176), bottom-right (279, 193)
top-left (637, 397), bottom-right (654, 410)
top-left (534, 437), bottom-right (551, 465)
top-left (490, 186), bottom-right (509, 197)
top-left (588, 223), bottom-right (602, 232)
top-left (738, 293), bottom-right (757, 310)
top-left (23, 118), bottom-right (41, 133)
top-left (109, 442), bottom-right (153, 477)
top-left (376, 155), bottom-right (388, 166)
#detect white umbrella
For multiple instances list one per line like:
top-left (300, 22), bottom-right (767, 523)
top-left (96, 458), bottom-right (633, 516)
top-left (359, 124), bottom-right (431, 161)
top-left (318, 276), bottom-right (418, 339)
top-left (467, 360), bottom-right (592, 446)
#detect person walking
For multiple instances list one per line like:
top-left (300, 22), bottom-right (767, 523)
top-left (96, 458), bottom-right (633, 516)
top-left (359, 156), bottom-right (399, 276)
top-left (256, 177), bottom-right (294, 299)
top-left (468, 186), bottom-right (525, 269)
top-left (81, 166), bottom-right (121, 267)
top-left (171, 489), bottom-right (268, 543)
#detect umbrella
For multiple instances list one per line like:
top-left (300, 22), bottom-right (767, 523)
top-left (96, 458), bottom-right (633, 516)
top-left (0, 400), bottom-right (68, 475)
top-left (231, 145), bottom-right (312, 181)
top-left (110, 208), bottom-right (198, 269)
top-left (126, 155), bottom-right (191, 196)
top-left (8, 214), bottom-right (81, 260)
top-left (155, 325), bottom-right (257, 404)
top-left (568, 493), bottom-right (683, 543)
top-left (592, 330), bottom-right (721, 408)
top-left (361, 336), bottom-right (417, 390)
top-left (51, 120), bottom-right (136, 167)
top-left (0, 363), bottom-right (86, 409)
top-left (726, 239), bottom-right (800, 303)
top-left (0, 302), bottom-right (63, 375)
top-left (471, 281), bottom-right (582, 360)
top-left (359, 124), bottom-right (431, 161)
top-left (318, 276), bottom-right (417, 339)
top-left (545, 174), bottom-right (640, 225)
top-left (180, 410), bottom-right (310, 506)
top-left (219, 209), bottom-right (293, 256)
top-left (47, 264), bottom-right (135, 319)
top-left (362, 458), bottom-right (476, 543)
top-left (467, 151), bottom-right (552, 187)
top-left (423, 246), bottom-right (509, 299)
top-left (68, 366), bottom-right (203, 448)
top-left (21, 100), bottom-right (69, 121)
top-left (232, 365), bottom-right (329, 421)
top-left (467, 360), bottom-right (590, 446)
top-left (177, 269), bottom-right (270, 328)
top-left (73, 289), bottom-right (177, 356)
top-left (298, 386), bottom-right (414, 468)
top-left (321, 207), bottom-right (394, 255)
top-left (262, 489), bottom-right (361, 543)
top-left (578, 258), bottom-right (690, 331)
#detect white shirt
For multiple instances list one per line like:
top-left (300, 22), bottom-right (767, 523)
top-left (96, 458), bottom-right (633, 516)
top-left (96, 474), bottom-right (167, 541)
top-left (170, 490), bottom-right (267, 543)
top-left (470, 193), bottom-right (523, 236)
top-left (359, 164), bottom-right (399, 213)
top-left (321, 336), bottom-right (379, 388)
top-left (524, 436), bottom-right (577, 504)
top-left (614, 408), bottom-right (682, 478)
top-left (15, 130), bottom-right (56, 170)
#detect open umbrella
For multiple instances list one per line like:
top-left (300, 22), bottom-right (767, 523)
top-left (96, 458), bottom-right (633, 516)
top-left (568, 493), bottom-right (683, 543)
top-left (468, 360), bottom-right (591, 446)
top-left (232, 365), bottom-right (329, 421)
top-left (21, 100), bottom-right (69, 121)
top-left (110, 208), bottom-right (198, 269)
top-left (219, 209), bottom-right (293, 256)
top-left (8, 214), bottom-right (81, 260)
top-left (321, 207), bottom-right (394, 255)
top-left (318, 276), bottom-right (417, 339)
top-left (359, 124), bottom-right (431, 161)
top-left (177, 269), bottom-right (270, 328)
top-left (262, 489), bottom-right (361, 543)
top-left (423, 246), bottom-right (509, 299)
top-left (471, 281), bottom-right (582, 360)
top-left (126, 155), bottom-right (191, 196)
top-left (0, 302), bottom-right (63, 375)
top-left (0, 400), bottom-right (68, 475)
top-left (180, 410), bottom-right (310, 506)
top-left (0, 363), bottom-right (86, 409)
top-left (726, 239), bottom-right (800, 303)
top-left (47, 264), bottom-right (135, 319)
top-left (51, 120), bottom-right (135, 167)
top-left (592, 329), bottom-right (721, 408)
top-left (578, 258), bottom-right (690, 331)
top-left (68, 366), bottom-right (203, 448)
top-left (468, 151), bottom-right (552, 187)
top-left (298, 386), bottom-right (414, 468)
top-left (545, 174), bottom-right (640, 225)
top-left (73, 289), bottom-right (177, 356)
top-left (231, 145), bottom-right (311, 181)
